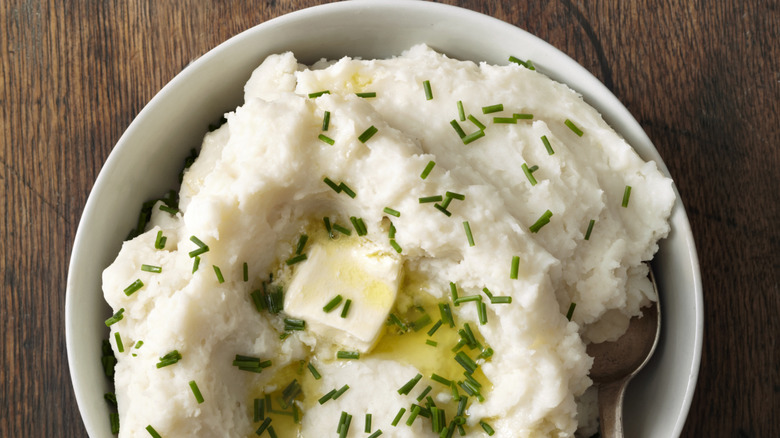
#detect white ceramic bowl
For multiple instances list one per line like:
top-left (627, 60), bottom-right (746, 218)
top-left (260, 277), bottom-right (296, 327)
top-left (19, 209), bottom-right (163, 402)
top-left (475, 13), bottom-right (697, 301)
top-left (66, 1), bottom-right (703, 436)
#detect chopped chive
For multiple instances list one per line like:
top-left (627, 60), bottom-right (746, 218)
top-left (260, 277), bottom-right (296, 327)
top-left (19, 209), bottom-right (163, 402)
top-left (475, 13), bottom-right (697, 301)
top-left (322, 111), bottom-right (331, 131)
top-left (268, 426), bottom-right (278, 438)
top-left (406, 405), bottom-right (421, 426)
top-left (480, 421), bottom-right (495, 436)
top-left (280, 379), bottom-right (302, 408)
top-left (135, 340), bottom-right (144, 349)
top-left (307, 362), bottom-right (322, 380)
top-left (213, 265), bottom-right (225, 283)
top-left (529, 209), bottom-right (553, 233)
top-left (318, 134), bottom-right (335, 145)
top-left (430, 373), bottom-right (452, 386)
top-left (283, 318), bottom-right (306, 331)
top-left (416, 385), bottom-right (433, 402)
top-left (318, 389), bottom-right (338, 405)
top-left (477, 346), bottom-right (494, 360)
top-left (390, 239), bottom-right (403, 253)
top-left (255, 417), bottom-right (272, 435)
top-left (368, 430), bottom-right (383, 438)
top-left (482, 287), bottom-right (494, 299)
top-left (323, 177), bottom-right (342, 193)
top-left (141, 265), bottom-right (162, 274)
top-left (340, 299), bottom-right (352, 318)
top-left (192, 256), bottom-right (200, 273)
top-left (189, 380), bottom-right (204, 404)
top-left (462, 129), bottom-right (485, 145)
top-left (337, 351), bottom-right (360, 360)
top-left (123, 279), bottom-right (144, 296)
top-left (105, 308), bottom-right (125, 327)
top-left (481, 104), bottom-right (504, 114)
top-left (493, 117), bottom-right (517, 124)
top-left (426, 339), bottom-right (438, 347)
top-left (490, 296), bottom-right (512, 304)
top-left (156, 350), bottom-right (182, 368)
top-left (510, 256), bottom-right (520, 279)
top-left (388, 222), bottom-right (396, 239)
top-left (622, 185), bottom-right (632, 207)
top-left (358, 125), bottom-right (378, 143)
top-left (243, 262), bottom-right (249, 282)
top-left (420, 160), bottom-right (436, 179)
top-left (450, 120), bottom-right (467, 138)
top-left (528, 165), bottom-right (539, 173)
top-left (365, 413), bottom-right (373, 433)
top-left (114, 332), bottom-right (124, 353)
top-left (508, 56), bottom-right (536, 70)
top-left (158, 204), bottom-right (178, 215)
top-left (323, 217), bottom-right (333, 238)
top-left (398, 373), bottom-right (423, 395)
top-left (454, 295), bottom-right (481, 305)
top-left (350, 217), bottom-right (367, 236)
top-left (478, 302), bottom-right (488, 325)
top-left (427, 320), bottom-right (443, 336)
top-left (188, 235), bottom-right (209, 258)
top-left (522, 163), bottom-right (538, 186)
top-left (333, 384), bottom-right (350, 399)
top-left (145, 425), bottom-right (162, 438)
top-left (541, 135), bottom-right (555, 155)
top-left (391, 408), bottom-right (406, 427)
top-left (450, 381), bottom-right (460, 401)
top-left (449, 282), bottom-right (459, 304)
top-left (566, 302), bottom-right (576, 321)
top-left (439, 303), bottom-right (454, 327)
top-left (332, 223), bottom-right (352, 236)
top-left (445, 191), bottom-right (465, 201)
top-left (356, 91), bottom-right (376, 98)
top-left (109, 412), bottom-right (120, 434)
top-left (154, 230), bottom-right (166, 249)
top-left (584, 219), bottom-right (596, 240)
top-left (423, 80), bottom-right (433, 100)
top-left (388, 313), bottom-right (408, 331)
top-left (323, 295), bottom-right (343, 312)
top-left (308, 90), bottom-right (330, 98)
top-left (254, 398), bottom-right (264, 422)
top-left (339, 182), bottom-right (356, 198)
top-left (433, 204), bottom-right (452, 216)
top-left (419, 195), bottom-right (443, 204)
top-left (514, 113), bottom-right (534, 120)
top-left (440, 196), bottom-right (453, 209)
top-left (565, 119), bottom-right (584, 136)
top-left (456, 100), bottom-right (466, 121)
top-left (384, 207), bottom-right (401, 217)
top-left (467, 114), bottom-right (486, 131)
top-left (462, 221), bottom-right (475, 247)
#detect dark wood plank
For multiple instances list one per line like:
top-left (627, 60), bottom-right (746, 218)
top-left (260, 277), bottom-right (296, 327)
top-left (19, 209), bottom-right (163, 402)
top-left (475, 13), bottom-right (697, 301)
top-left (1, 0), bottom-right (777, 436)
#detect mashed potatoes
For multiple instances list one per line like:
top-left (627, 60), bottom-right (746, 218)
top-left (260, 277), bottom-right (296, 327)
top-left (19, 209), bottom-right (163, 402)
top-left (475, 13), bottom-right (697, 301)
top-left (102, 45), bottom-right (674, 437)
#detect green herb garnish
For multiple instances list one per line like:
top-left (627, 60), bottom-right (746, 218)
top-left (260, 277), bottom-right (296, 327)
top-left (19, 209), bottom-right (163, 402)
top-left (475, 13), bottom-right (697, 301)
top-left (212, 265), bottom-right (225, 283)
top-left (154, 230), bottom-right (166, 250)
top-left (584, 219), bottom-right (596, 240)
top-left (508, 56), bottom-right (535, 70)
top-left (457, 100), bottom-right (466, 121)
top-left (514, 113), bottom-right (534, 120)
top-left (420, 160), bottom-right (436, 179)
top-left (356, 92), bottom-right (376, 98)
top-left (565, 118), bottom-right (583, 136)
top-left (308, 90), bottom-right (330, 98)
top-left (145, 425), bottom-right (162, 438)
top-left (423, 80), bottom-right (433, 100)
top-left (391, 408), bottom-right (406, 427)
top-left (318, 134), bottom-right (335, 145)
top-left (383, 207), bottom-right (401, 217)
top-left (285, 253), bottom-right (308, 266)
top-left (450, 119), bottom-right (467, 139)
top-left (529, 209), bottom-right (553, 233)
top-left (622, 185), bottom-right (632, 207)
top-left (123, 279), bottom-right (144, 296)
top-left (114, 332), bottom-right (124, 353)
top-left (337, 351), bottom-right (360, 360)
top-left (323, 295), bottom-right (343, 313)
top-left (481, 104), bottom-right (503, 114)
top-left (340, 299), bottom-right (352, 318)
top-left (188, 235), bottom-right (209, 258)
top-left (566, 302), bottom-right (577, 321)
top-left (510, 256), bottom-right (520, 279)
top-left (398, 373), bottom-right (423, 395)
top-left (358, 125), bottom-right (378, 143)
top-left (462, 129), bottom-right (485, 145)
top-left (105, 308), bottom-right (125, 327)
top-left (322, 111), bottom-right (331, 131)
top-left (156, 350), bottom-right (182, 368)
top-left (189, 380), bottom-right (204, 404)
top-left (522, 163), bottom-right (538, 186)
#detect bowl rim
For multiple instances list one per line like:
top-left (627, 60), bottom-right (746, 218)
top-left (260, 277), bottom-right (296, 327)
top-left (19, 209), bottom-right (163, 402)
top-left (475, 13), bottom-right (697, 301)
top-left (66, 1), bottom-right (703, 436)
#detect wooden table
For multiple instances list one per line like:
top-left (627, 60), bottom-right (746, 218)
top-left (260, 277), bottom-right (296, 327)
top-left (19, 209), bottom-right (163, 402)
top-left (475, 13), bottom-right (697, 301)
top-left (1, 1), bottom-right (777, 436)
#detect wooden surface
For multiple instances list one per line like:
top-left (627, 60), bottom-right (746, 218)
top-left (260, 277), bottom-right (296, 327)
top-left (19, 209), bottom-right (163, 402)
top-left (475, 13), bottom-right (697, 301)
top-left (1, 0), bottom-right (777, 436)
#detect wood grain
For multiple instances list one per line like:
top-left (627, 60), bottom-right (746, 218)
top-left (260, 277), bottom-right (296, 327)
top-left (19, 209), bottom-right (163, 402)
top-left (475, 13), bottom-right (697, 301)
top-left (1, 0), bottom-right (777, 436)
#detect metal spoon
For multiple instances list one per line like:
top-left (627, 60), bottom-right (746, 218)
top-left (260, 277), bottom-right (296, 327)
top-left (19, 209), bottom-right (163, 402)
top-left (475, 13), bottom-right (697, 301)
top-left (586, 269), bottom-right (661, 437)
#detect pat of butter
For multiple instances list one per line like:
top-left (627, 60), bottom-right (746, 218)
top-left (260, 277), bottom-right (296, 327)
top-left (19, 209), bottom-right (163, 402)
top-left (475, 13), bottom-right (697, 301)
top-left (284, 236), bottom-right (402, 353)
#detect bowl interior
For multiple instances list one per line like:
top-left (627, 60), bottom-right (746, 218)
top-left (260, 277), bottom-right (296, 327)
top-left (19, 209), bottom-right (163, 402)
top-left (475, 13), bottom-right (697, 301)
top-left (66, 1), bottom-right (702, 436)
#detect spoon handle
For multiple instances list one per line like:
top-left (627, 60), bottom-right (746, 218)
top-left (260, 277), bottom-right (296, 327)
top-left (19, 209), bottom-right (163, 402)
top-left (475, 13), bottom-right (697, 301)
top-left (598, 378), bottom-right (629, 438)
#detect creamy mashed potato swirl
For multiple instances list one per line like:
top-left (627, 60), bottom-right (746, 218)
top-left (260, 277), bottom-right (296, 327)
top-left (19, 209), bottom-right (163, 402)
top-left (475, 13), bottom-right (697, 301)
top-left (103, 45), bottom-right (674, 437)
